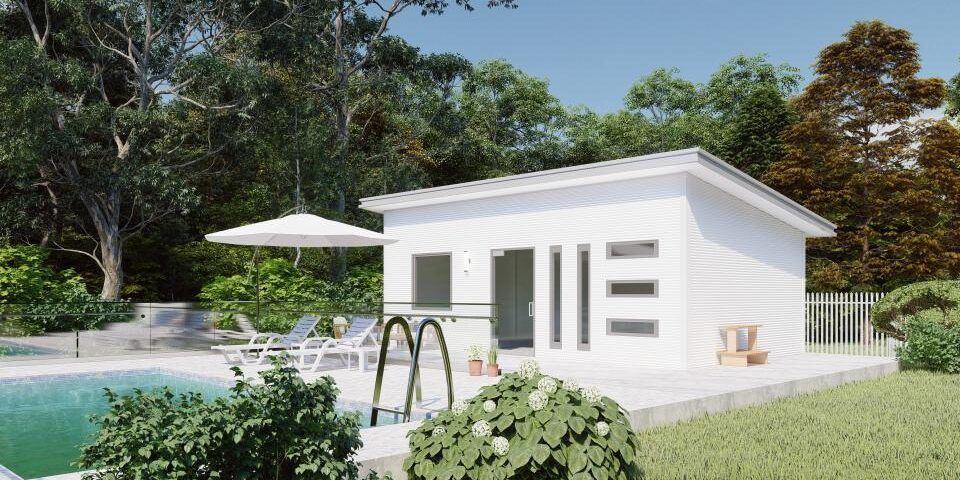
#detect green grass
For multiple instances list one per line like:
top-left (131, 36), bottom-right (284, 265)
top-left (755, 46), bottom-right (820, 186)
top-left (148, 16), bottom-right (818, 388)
top-left (636, 371), bottom-right (960, 479)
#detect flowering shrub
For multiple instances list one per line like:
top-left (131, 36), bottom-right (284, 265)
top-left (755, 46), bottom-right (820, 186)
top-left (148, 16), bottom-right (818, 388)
top-left (404, 360), bottom-right (644, 479)
top-left (466, 344), bottom-right (486, 361)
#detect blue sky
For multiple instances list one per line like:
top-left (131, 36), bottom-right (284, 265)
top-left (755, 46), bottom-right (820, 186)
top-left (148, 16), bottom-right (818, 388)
top-left (390, 0), bottom-right (960, 113)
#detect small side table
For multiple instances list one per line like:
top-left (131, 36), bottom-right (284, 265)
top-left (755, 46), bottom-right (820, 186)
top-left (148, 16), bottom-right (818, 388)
top-left (718, 324), bottom-right (769, 367)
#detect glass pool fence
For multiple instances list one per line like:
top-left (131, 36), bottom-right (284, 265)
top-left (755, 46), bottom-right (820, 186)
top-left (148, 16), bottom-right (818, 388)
top-left (0, 301), bottom-right (499, 362)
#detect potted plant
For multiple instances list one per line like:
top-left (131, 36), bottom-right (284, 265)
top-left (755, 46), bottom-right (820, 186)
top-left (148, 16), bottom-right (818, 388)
top-left (466, 345), bottom-right (485, 376)
top-left (487, 346), bottom-right (500, 377)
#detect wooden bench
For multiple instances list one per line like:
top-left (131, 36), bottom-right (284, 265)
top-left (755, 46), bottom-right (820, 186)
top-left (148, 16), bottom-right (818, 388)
top-left (718, 324), bottom-right (769, 367)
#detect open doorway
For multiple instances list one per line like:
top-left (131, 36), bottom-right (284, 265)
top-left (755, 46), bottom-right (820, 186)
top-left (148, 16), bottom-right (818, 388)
top-left (493, 248), bottom-right (534, 355)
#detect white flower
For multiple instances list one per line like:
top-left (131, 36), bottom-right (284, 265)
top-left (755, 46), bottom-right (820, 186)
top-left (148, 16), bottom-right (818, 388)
top-left (492, 436), bottom-right (509, 456)
top-left (432, 426), bottom-right (446, 437)
top-left (472, 420), bottom-right (492, 437)
top-left (518, 359), bottom-right (540, 380)
top-left (527, 389), bottom-right (549, 411)
top-left (466, 344), bottom-right (486, 361)
top-left (537, 377), bottom-right (558, 394)
top-left (595, 421), bottom-right (610, 437)
top-left (483, 400), bottom-right (497, 413)
top-left (562, 378), bottom-right (580, 391)
top-left (581, 386), bottom-right (602, 403)
top-left (451, 399), bottom-right (468, 415)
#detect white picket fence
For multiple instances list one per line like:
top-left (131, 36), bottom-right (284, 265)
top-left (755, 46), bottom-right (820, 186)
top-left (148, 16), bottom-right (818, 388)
top-left (805, 292), bottom-right (901, 357)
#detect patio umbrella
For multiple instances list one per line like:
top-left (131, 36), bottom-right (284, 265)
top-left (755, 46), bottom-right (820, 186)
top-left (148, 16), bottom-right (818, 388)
top-left (204, 213), bottom-right (397, 319)
top-left (204, 213), bottom-right (397, 247)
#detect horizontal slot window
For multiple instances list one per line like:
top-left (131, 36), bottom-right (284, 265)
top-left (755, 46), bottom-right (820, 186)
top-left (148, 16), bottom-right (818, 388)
top-left (607, 240), bottom-right (658, 259)
top-left (607, 318), bottom-right (658, 337)
top-left (607, 280), bottom-right (658, 297)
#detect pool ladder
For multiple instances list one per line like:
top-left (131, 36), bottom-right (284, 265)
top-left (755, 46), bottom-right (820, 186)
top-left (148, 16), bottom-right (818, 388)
top-left (369, 316), bottom-right (454, 426)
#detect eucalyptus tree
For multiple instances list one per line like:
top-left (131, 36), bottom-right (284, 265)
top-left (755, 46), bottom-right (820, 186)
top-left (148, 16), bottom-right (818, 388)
top-left (263, 0), bottom-right (517, 279)
top-left (1, 0), bottom-right (265, 298)
top-left (458, 59), bottom-right (566, 177)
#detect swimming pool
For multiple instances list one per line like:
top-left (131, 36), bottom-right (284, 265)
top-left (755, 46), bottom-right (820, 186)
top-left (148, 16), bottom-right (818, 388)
top-left (0, 342), bottom-right (49, 357)
top-left (0, 370), bottom-right (411, 479)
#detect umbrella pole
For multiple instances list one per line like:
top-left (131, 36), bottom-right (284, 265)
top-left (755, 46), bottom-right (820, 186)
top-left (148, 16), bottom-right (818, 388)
top-left (254, 246), bottom-right (262, 325)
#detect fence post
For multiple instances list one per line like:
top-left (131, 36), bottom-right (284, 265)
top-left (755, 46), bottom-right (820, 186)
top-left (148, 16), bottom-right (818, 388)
top-left (75, 330), bottom-right (79, 358)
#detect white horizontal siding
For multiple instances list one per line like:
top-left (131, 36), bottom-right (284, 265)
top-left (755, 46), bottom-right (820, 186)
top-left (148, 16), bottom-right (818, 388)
top-left (383, 174), bottom-right (687, 369)
top-left (685, 176), bottom-right (806, 368)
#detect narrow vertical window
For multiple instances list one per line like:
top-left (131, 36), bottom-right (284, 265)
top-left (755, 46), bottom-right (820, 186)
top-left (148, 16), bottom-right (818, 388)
top-left (550, 246), bottom-right (561, 348)
top-left (577, 244), bottom-right (590, 350)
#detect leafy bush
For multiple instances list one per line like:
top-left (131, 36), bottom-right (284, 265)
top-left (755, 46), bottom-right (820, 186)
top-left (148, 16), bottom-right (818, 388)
top-left (871, 280), bottom-right (960, 341)
top-left (198, 258), bottom-right (383, 334)
top-left (897, 316), bottom-right (960, 373)
top-left (79, 358), bottom-right (385, 480)
top-left (404, 360), bottom-right (644, 480)
top-left (0, 246), bottom-right (129, 334)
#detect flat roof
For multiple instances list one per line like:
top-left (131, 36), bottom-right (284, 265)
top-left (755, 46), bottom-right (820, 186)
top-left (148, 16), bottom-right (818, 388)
top-left (360, 148), bottom-right (836, 237)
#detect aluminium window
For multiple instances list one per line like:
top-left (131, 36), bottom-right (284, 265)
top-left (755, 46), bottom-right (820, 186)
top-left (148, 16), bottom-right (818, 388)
top-left (606, 318), bottom-right (658, 337)
top-left (606, 280), bottom-right (658, 297)
top-left (412, 253), bottom-right (451, 309)
top-left (606, 240), bottom-right (658, 259)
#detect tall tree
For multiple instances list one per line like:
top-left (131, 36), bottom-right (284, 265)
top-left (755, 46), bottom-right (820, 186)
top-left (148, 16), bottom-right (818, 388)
top-left (718, 84), bottom-right (796, 178)
top-left (568, 55), bottom-right (801, 167)
top-left (948, 61), bottom-right (960, 121)
top-left (459, 59), bottom-right (565, 177)
top-left (283, 0), bottom-right (517, 279)
top-left (764, 20), bottom-right (959, 290)
top-left (0, 0), bottom-right (261, 298)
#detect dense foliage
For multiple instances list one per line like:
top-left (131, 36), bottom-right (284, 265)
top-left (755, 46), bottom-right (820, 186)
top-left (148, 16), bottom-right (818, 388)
top-left (764, 21), bottom-right (960, 291)
top-left (79, 359), bottom-right (384, 480)
top-left (636, 371), bottom-right (960, 479)
top-left (1, 2), bottom-right (959, 300)
top-left (199, 258), bottom-right (382, 332)
top-left (871, 281), bottom-right (960, 340)
top-left (870, 281), bottom-right (960, 372)
top-left (898, 318), bottom-right (960, 373)
top-left (0, 246), bottom-right (128, 334)
top-left (405, 360), bottom-right (644, 480)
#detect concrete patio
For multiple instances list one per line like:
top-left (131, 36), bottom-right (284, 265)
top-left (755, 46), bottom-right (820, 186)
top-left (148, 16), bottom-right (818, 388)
top-left (0, 351), bottom-right (897, 479)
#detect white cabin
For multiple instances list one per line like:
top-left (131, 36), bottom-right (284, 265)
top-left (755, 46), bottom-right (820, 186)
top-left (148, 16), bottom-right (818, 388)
top-left (360, 148), bottom-right (835, 369)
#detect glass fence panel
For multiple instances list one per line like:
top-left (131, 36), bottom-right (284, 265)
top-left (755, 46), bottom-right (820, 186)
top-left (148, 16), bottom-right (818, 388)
top-left (0, 302), bottom-right (499, 363)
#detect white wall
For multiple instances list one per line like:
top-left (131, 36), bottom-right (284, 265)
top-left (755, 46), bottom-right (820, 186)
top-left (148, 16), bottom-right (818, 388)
top-left (684, 176), bottom-right (806, 368)
top-left (382, 174), bottom-right (688, 369)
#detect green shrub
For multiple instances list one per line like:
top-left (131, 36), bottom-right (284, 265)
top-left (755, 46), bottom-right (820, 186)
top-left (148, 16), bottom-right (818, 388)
top-left (404, 360), bottom-right (645, 480)
top-left (0, 245), bottom-right (129, 334)
top-left (79, 358), bottom-right (386, 480)
top-left (897, 315), bottom-right (960, 373)
top-left (198, 259), bottom-right (383, 334)
top-left (871, 280), bottom-right (960, 341)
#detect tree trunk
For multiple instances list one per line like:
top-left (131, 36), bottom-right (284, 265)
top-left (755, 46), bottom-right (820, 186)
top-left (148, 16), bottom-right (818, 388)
top-left (79, 189), bottom-right (124, 300)
top-left (332, 67), bottom-right (350, 282)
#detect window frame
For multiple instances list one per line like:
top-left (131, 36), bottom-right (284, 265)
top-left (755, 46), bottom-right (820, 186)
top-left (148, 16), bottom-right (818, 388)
top-left (577, 244), bottom-right (591, 351)
top-left (411, 252), bottom-right (453, 310)
top-left (606, 239), bottom-right (659, 259)
top-left (606, 279), bottom-right (659, 298)
top-left (549, 246), bottom-right (562, 349)
top-left (606, 318), bottom-right (659, 338)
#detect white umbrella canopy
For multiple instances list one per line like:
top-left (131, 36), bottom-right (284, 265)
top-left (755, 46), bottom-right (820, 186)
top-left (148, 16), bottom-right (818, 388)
top-left (204, 213), bottom-right (397, 247)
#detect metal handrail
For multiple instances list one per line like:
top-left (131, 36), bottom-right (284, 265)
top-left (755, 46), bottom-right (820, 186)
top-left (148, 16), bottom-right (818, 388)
top-left (369, 316), bottom-right (454, 426)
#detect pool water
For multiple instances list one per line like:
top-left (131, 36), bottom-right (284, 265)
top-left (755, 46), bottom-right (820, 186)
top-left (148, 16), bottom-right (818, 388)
top-left (0, 371), bottom-right (406, 479)
top-left (0, 343), bottom-right (45, 357)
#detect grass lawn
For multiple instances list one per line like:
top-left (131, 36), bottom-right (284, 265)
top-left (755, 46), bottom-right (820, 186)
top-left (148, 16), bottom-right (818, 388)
top-left (636, 371), bottom-right (960, 479)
